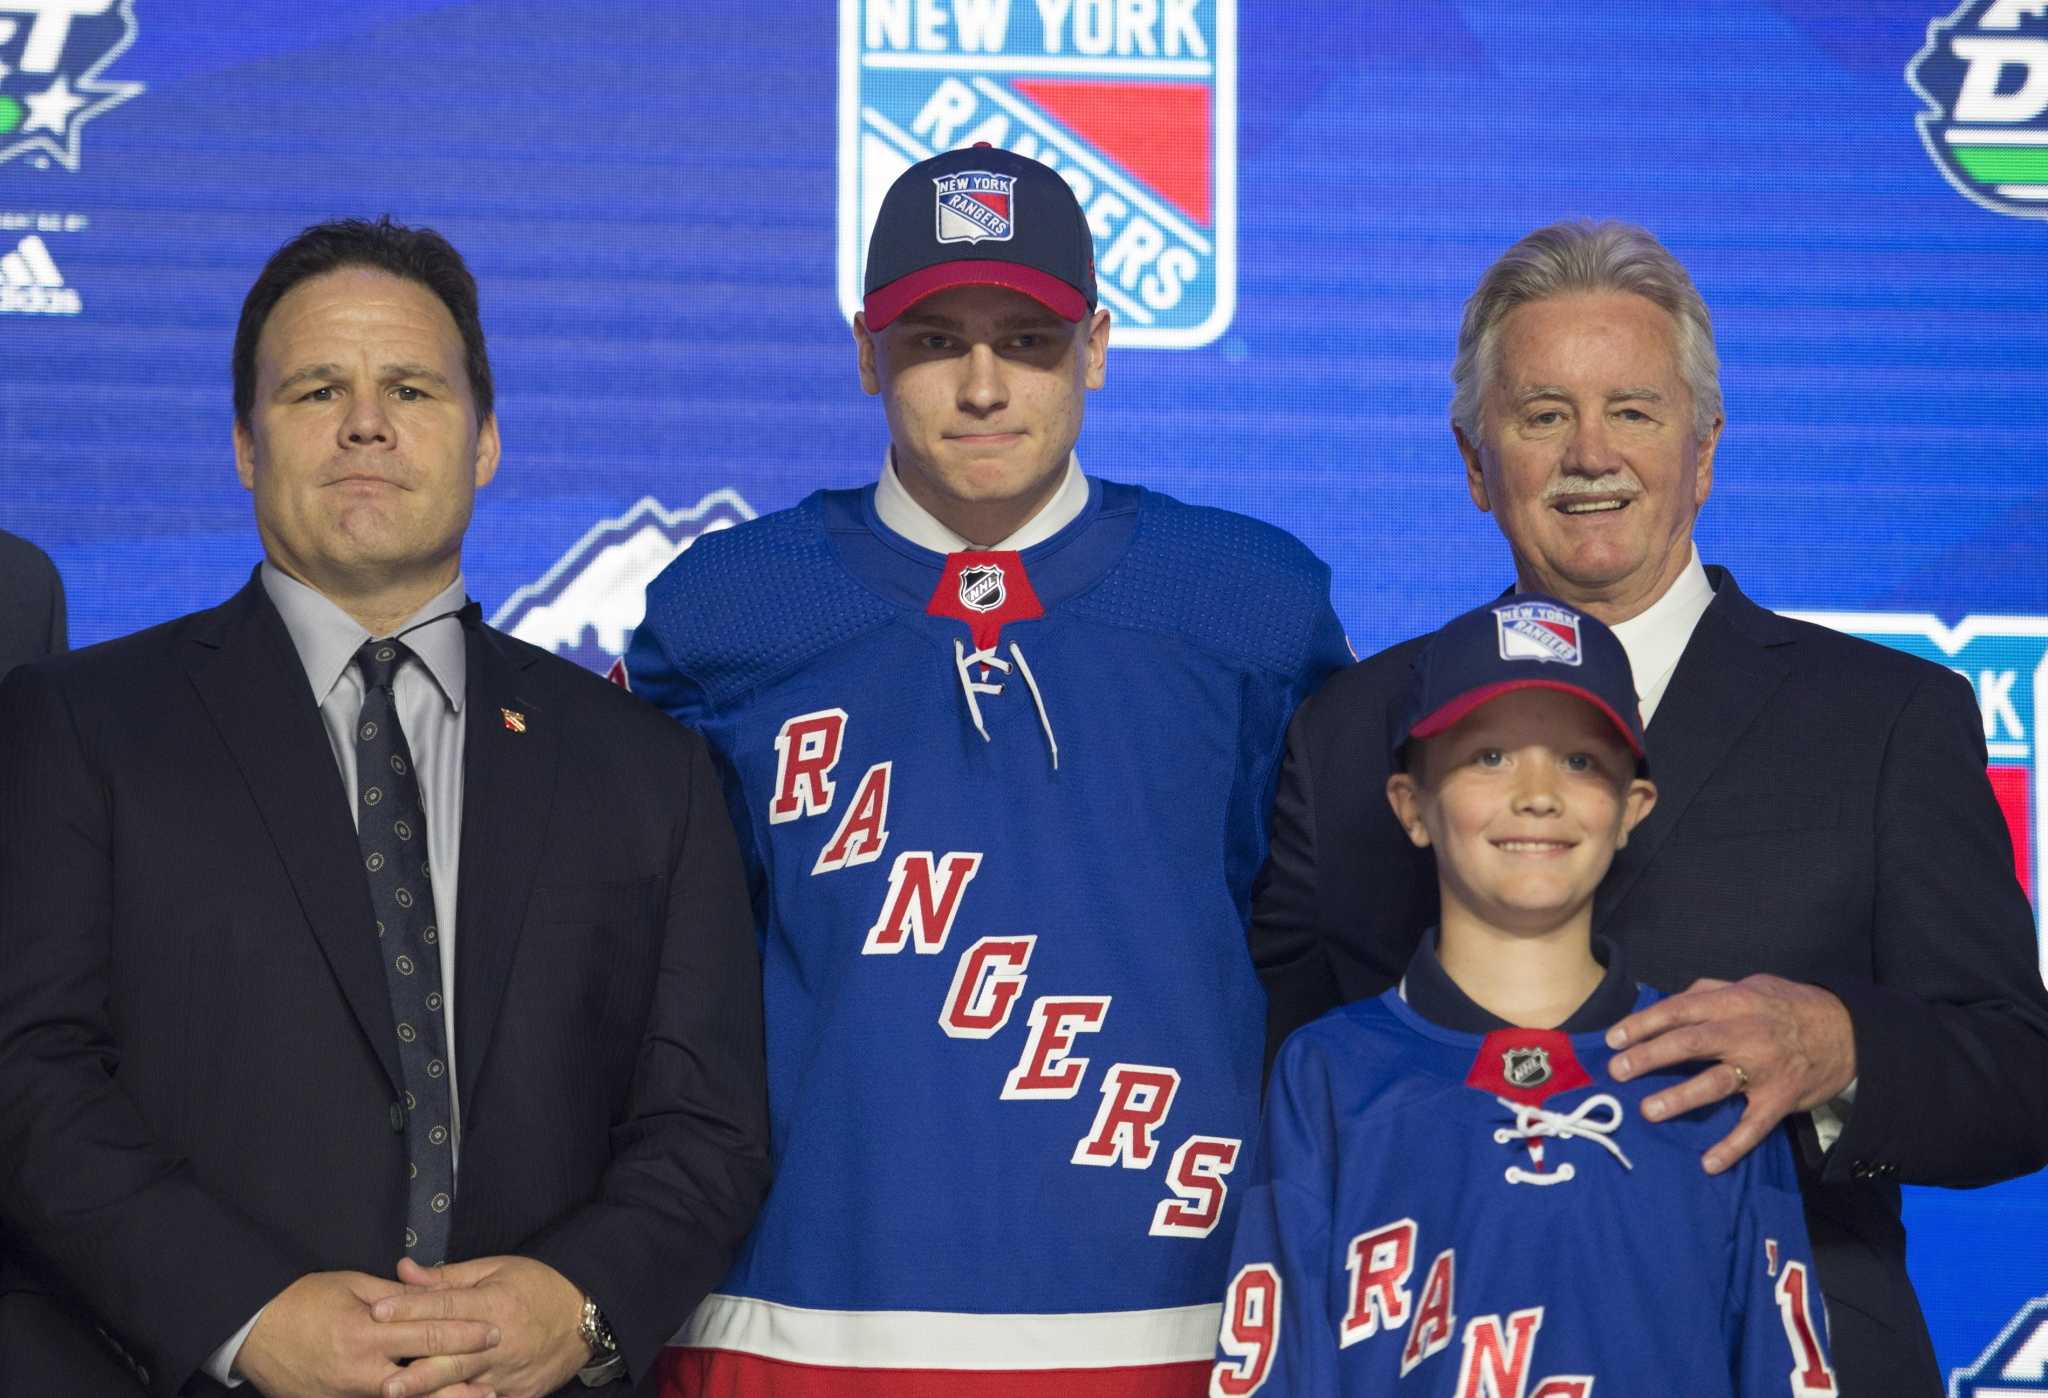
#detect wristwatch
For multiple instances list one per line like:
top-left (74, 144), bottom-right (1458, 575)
top-left (576, 1293), bottom-right (626, 1387)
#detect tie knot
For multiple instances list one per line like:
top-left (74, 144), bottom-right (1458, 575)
top-left (355, 638), bottom-right (415, 691)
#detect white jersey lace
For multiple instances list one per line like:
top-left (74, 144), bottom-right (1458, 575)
top-left (952, 639), bottom-right (1060, 770)
top-left (1492, 1093), bottom-right (1633, 1187)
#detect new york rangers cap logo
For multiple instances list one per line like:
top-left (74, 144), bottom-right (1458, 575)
top-left (1394, 592), bottom-right (1647, 772)
top-left (1495, 601), bottom-right (1585, 666)
top-left (935, 170), bottom-right (1015, 244)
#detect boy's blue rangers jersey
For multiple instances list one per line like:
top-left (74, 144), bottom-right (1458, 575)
top-left (1213, 989), bottom-right (1838, 1398)
top-left (627, 478), bottom-right (1349, 1396)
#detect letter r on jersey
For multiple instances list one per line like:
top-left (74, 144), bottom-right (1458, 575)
top-left (770, 709), bottom-right (846, 822)
top-left (1072, 1063), bottom-right (1182, 1169)
top-left (1342, 1218), bottom-right (1417, 1346)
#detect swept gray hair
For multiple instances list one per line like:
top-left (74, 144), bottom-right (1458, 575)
top-left (1450, 220), bottom-right (1722, 440)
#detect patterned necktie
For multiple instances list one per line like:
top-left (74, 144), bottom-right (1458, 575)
top-left (353, 638), bottom-right (454, 1265)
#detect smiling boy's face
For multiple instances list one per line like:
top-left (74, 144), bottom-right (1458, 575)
top-left (1387, 687), bottom-right (1657, 935)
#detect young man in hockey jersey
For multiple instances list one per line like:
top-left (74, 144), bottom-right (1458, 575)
top-left (1211, 597), bottom-right (1836, 1397)
top-left (627, 143), bottom-right (1351, 1395)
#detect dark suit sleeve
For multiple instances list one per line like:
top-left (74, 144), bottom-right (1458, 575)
top-left (1250, 696), bottom-right (1345, 1067)
top-left (0, 667), bottom-right (306, 1396)
top-left (521, 727), bottom-right (770, 1382)
top-left (44, 557), bottom-right (67, 656)
top-left (1817, 665), bottom-right (2048, 1188)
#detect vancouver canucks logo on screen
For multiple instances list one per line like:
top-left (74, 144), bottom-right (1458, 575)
top-left (840, 0), bottom-right (1235, 348)
top-left (1792, 608), bottom-right (2048, 965)
top-left (0, 1), bottom-right (144, 171)
top-left (491, 489), bottom-right (757, 682)
top-left (1909, 0), bottom-right (2048, 220)
top-left (1950, 1295), bottom-right (2048, 1395)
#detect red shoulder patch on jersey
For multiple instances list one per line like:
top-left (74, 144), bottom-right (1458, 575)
top-left (926, 550), bottom-right (1045, 652)
top-left (1465, 1029), bottom-right (1592, 1108)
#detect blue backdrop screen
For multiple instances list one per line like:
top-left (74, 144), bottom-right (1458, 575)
top-left (3, 1), bottom-right (2043, 1376)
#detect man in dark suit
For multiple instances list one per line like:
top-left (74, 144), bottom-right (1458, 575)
top-left (1255, 220), bottom-right (2048, 1396)
top-left (0, 218), bottom-right (770, 1398)
top-left (0, 526), bottom-right (66, 675)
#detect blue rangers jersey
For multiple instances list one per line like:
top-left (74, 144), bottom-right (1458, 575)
top-left (1213, 990), bottom-right (1838, 1398)
top-left (627, 478), bottom-right (1349, 1396)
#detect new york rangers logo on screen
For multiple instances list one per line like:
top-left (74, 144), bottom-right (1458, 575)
top-left (936, 170), bottom-right (1014, 242)
top-left (840, 0), bottom-right (1236, 347)
top-left (1495, 602), bottom-right (1584, 666)
top-left (1794, 609), bottom-right (2048, 974)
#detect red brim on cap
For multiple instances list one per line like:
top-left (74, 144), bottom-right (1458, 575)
top-left (1408, 679), bottom-right (1645, 759)
top-left (864, 260), bottom-right (1088, 329)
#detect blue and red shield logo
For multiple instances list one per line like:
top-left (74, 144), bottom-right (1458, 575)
top-left (1794, 609), bottom-right (2048, 960)
top-left (934, 169), bottom-right (1016, 243)
top-left (840, 0), bottom-right (1236, 347)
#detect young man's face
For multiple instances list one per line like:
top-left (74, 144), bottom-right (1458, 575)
top-left (1387, 687), bottom-right (1656, 935)
top-left (854, 283), bottom-right (1109, 544)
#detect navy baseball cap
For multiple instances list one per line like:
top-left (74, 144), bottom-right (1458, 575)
top-left (1393, 594), bottom-right (1648, 773)
top-left (863, 143), bottom-right (1098, 330)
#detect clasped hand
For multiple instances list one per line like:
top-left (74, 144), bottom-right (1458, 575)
top-left (236, 1256), bottom-right (588, 1398)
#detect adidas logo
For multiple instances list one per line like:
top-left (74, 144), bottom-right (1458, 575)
top-left (0, 235), bottom-right (83, 316)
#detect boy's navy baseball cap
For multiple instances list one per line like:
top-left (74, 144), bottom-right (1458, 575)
top-left (863, 143), bottom-right (1097, 330)
top-left (1393, 593), bottom-right (1648, 773)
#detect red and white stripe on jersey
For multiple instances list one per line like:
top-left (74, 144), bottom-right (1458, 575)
top-left (662, 1294), bottom-right (1219, 1398)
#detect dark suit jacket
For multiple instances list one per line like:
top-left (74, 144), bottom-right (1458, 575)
top-left (1253, 567), bottom-right (2048, 1397)
top-left (0, 574), bottom-right (771, 1396)
top-left (0, 527), bottom-right (66, 677)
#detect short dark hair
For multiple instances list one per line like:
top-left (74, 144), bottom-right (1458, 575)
top-left (233, 215), bottom-right (493, 427)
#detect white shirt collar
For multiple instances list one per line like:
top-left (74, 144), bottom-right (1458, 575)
top-left (874, 452), bottom-right (1088, 554)
top-left (262, 562), bottom-right (470, 712)
top-left (1608, 543), bottom-right (1715, 727)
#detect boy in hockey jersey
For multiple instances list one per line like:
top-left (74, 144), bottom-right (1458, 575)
top-left (1211, 596), bottom-right (1836, 1396)
top-left (630, 142), bottom-right (1351, 1396)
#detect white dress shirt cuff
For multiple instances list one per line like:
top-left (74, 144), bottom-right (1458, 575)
top-left (204, 1307), bottom-right (265, 1388)
top-left (1809, 1075), bottom-right (1859, 1154)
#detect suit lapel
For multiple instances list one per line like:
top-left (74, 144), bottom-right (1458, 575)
top-left (454, 622), bottom-right (559, 1113)
top-left (1597, 571), bottom-right (1796, 922)
top-left (181, 576), bottom-right (403, 1093)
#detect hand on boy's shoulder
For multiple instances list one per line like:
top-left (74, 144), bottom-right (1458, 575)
top-left (1603, 974), bottom-right (1855, 1175)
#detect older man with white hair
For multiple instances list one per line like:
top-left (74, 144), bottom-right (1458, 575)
top-left (1254, 220), bottom-right (2048, 1397)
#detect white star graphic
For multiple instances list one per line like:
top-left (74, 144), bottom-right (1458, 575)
top-left (23, 75), bottom-right (88, 136)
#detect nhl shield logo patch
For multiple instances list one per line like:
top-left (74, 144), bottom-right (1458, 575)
top-left (840, 0), bottom-right (1236, 347)
top-left (935, 170), bottom-right (1015, 244)
top-left (958, 562), bottom-right (1006, 613)
top-left (1908, 1), bottom-right (2048, 221)
top-left (1503, 1047), bottom-right (1553, 1089)
top-left (1495, 601), bottom-right (1585, 666)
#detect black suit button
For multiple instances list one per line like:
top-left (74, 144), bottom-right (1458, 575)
top-left (389, 1102), bottom-right (406, 1132)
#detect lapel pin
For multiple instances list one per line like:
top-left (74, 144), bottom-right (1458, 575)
top-left (501, 708), bottom-right (527, 733)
